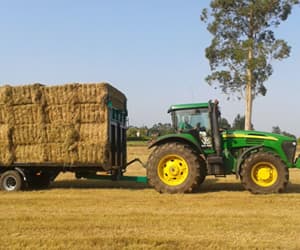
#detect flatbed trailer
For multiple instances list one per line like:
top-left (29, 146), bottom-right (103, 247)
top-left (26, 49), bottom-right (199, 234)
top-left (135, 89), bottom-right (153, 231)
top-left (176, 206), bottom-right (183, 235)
top-left (0, 83), bottom-right (135, 191)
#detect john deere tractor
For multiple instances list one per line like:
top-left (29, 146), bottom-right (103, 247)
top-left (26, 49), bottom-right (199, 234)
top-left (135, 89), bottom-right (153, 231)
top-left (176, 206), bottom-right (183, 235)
top-left (147, 100), bottom-right (300, 194)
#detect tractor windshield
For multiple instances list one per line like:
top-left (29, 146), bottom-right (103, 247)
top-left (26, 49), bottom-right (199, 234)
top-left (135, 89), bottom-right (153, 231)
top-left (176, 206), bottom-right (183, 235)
top-left (171, 108), bottom-right (212, 146)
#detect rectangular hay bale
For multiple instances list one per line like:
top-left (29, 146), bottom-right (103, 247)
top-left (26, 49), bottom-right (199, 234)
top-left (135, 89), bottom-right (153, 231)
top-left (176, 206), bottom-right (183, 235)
top-left (14, 144), bottom-right (46, 163)
top-left (0, 124), bottom-right (9, 142)
top-left (44, 84), bottom-right (78, 105)
top-left (79, 103), bottom-right (105, 123)
top-left (77, 142), bottom-right (108, 164)
top-left (45, 124), bottom-right (72, 143)
top-left (44, 143), bottom-right (67, 163)
top-left (0, 105), bottom-right (14, 124)
top-left (45, 104), bottom-right (80, 124)
top-left (13, 104), bottom-right (45, 125)
top-left (12, 125), bottom-right (46, 145)
top-left (77, 83), bottom-right (107, 104)
top-left (11, 84), bottom-right (44, 105)
top-left (0, 145), bottom-right (14, 166)
top-left (79, 124), bottom-right (107, 142)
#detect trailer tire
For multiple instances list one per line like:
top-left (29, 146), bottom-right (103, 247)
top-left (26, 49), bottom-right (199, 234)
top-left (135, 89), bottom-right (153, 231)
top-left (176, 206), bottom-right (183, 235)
top-left (147, 142), bottom-right (204, 193)
top-left (0, 170), bottom-right (23, 192)
top-left (240, 151), bottom-right (289, 194)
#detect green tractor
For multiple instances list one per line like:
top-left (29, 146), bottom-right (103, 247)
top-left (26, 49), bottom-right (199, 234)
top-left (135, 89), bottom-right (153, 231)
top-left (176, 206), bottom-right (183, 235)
top-left (147, 100), bottom-right (300, 194)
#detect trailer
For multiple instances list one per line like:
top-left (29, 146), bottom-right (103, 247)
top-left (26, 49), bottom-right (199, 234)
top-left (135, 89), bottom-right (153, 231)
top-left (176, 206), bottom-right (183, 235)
top-left (0, 83), bottom-right (145, 191)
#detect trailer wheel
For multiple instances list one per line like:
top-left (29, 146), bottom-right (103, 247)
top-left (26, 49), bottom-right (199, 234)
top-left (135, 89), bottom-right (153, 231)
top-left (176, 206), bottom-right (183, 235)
top-left (147, 142), bottom-right (204, 193)
top-left (0, 170), bottom-right (23, 192)
top-left (240, 151), bottom-right (289, 194)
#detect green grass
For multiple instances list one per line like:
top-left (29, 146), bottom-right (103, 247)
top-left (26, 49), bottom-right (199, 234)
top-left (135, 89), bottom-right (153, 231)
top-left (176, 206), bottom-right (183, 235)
top-left (1, 146), bottom-right (300, 249)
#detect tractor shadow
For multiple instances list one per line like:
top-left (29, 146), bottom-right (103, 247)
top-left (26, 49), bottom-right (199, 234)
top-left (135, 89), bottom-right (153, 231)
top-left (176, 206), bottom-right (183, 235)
top-left (199, 178), bottom-right (300, 194)
top-left (200, 178), bottom-right (245, 193)
top-left (48, 172), bottom-right (300, 193)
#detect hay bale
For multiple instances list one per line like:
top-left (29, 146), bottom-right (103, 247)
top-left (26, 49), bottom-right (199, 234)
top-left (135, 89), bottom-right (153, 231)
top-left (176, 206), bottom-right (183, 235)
top-left (0, 145), bottom-right (14, 166)
top-left (44, 143), bottom-right (65, 163)
top-left (14, 144), bottom-right (46, 163)
top-left (45, 104), bottom-right (80, 124)
top-left (12, 125), bottom-right (46, 145)
top-left (0, 85), bottom-right (13, 105)
top-left (0, 124), bottom-right (9, 142)
top-left (77, 83), bottom-right (108, 104)
top-left (13, 104), bottom-right (45, 125)
top-left (44, 84), bottom-right (78, 105)
top-left (77, 142), bottom-right (108, 164)
top-left (45, 143), bottom-right (78, 164)
top-left (79, 103), bottom-right (104, 123)
top-left (0, 105), bottom-right (15, 125)
top-left (79, 124), bottom-right (107, 142)
top-left (45, 124), bottom-right (72, 143)
top-left (11, 84), bottom-right (44, 105)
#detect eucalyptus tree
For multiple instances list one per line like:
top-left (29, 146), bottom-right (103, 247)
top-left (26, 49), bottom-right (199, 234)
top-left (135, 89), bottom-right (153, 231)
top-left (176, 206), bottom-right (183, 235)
top-left (201, 0), bottom-right (299, 130)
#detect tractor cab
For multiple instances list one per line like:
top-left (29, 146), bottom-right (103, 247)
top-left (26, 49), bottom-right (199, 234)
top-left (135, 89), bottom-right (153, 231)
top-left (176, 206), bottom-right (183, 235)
top-left (168, 101), bottom-right (221, 150)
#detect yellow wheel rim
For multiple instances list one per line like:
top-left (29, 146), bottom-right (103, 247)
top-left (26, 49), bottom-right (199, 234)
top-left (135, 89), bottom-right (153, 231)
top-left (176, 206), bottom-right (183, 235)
top-left (251, 162), bottom-right (278, 187)
top-left (157, 154), bottom-right (189, 186)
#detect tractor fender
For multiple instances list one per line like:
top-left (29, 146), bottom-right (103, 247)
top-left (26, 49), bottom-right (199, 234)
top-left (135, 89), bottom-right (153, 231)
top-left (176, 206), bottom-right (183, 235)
top-left (149, 133), bottom-right (204, 154)
top-left (236, 145), bottom-right (263, 178)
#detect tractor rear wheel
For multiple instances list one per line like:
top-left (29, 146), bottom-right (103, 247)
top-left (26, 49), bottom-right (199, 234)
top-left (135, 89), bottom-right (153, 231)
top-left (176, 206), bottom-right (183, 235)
top-left (240, 151), bottom-right (289, 194)
top-left (147, 142), bottom-right (205, 193)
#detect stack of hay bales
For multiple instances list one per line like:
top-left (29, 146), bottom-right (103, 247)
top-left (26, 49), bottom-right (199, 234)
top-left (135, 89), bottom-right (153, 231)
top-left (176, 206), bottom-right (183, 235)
top-left (0, 83), bottom-right (127, 169)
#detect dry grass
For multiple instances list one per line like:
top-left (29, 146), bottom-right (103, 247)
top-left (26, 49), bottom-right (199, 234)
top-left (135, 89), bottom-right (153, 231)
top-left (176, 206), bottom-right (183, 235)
top-left (1, 145), bottom-right (300, 250)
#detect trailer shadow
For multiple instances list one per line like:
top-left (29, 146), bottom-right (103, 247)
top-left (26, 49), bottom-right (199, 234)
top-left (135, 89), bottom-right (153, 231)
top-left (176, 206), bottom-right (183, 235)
top-left (50, 179), bottom-right (151, 190)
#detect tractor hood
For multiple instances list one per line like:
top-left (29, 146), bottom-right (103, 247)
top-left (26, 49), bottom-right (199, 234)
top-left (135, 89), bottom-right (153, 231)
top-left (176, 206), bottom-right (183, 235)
top-left (222, 130), bottom-right (297, 167)
top-left (222, 130), bottom-right (296, 143)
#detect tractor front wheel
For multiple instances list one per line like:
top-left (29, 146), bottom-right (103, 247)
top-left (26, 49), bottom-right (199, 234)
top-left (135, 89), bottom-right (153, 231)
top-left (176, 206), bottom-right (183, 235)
top-left (240, 151), bottom-right (289, 194)
top-left (147, 142), bottom-right (205, 193)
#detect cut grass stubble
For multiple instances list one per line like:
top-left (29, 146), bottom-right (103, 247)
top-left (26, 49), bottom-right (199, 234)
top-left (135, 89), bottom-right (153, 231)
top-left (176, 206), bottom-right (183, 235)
top-left (1, 146), bottom-right (300, 249)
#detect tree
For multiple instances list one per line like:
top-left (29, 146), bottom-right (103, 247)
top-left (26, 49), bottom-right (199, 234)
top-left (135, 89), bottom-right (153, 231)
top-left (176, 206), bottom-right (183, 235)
top-left (232, 114), bottom-right (245, 130)
top-left (219, 117), bottom-right (231, 130)
top-left (272, 125), bottom-right (281, 134)
top-left (272, 125), bottom-right (296, 138)
top-left (201, 0), bottom-right (299, 130)
top-left (148, 123), bottom-right (175, 136)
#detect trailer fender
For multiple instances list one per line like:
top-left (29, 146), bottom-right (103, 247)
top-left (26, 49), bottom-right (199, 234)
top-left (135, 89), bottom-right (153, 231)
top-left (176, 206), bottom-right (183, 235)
top-left (14, 167), bottom-right (27, 182)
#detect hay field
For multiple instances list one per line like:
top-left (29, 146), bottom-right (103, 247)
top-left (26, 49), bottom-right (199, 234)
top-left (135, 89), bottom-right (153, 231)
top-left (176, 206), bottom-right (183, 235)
top-left (1, 145), bottom-right (300, 250)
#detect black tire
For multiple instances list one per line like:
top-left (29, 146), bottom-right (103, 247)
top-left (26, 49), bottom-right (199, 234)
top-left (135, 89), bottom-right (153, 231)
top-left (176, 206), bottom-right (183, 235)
top-left (240, 151), bottom-right (289, 194)
top-left (27, 171), bottom-right (52, 190)
top-left (0, 170), bottom-right (23, 192)
top-left (147, 142), bottom-right (205, 193)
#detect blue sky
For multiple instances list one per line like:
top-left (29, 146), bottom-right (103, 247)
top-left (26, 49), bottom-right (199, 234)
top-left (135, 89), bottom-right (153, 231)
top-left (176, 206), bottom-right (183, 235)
top-left (1, 1), bottom-right (300, 135)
